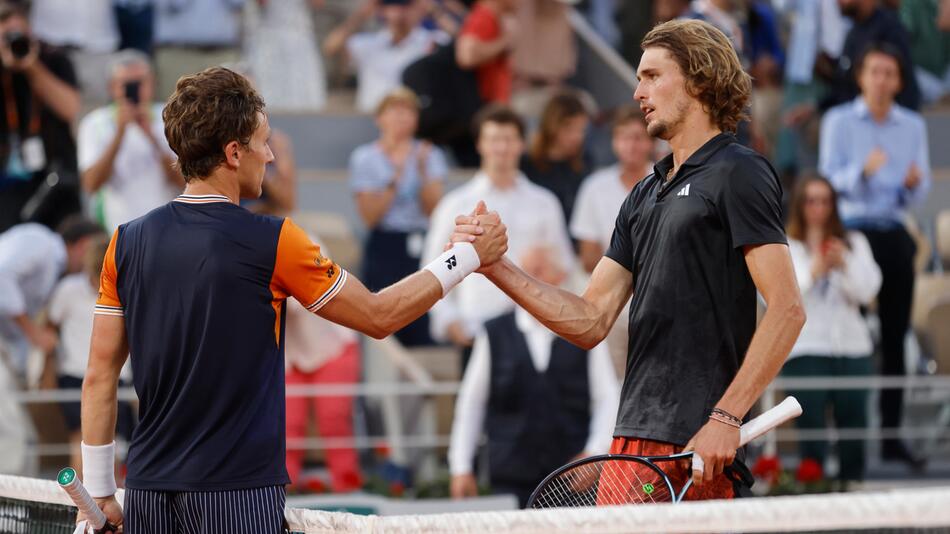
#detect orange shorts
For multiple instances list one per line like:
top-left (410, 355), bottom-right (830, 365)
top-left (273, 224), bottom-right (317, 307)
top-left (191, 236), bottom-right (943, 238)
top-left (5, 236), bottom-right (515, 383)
top-left (595, 437), bottom-right (736, 505)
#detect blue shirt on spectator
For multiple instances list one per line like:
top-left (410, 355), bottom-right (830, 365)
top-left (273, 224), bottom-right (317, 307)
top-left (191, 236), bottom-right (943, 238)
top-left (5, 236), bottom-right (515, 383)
top-left (349, 141), bottom-right (448, 233)
top-left (155, 0), bottom-right (244, 46)
top-left (819, 97), bottom-right (931, 226)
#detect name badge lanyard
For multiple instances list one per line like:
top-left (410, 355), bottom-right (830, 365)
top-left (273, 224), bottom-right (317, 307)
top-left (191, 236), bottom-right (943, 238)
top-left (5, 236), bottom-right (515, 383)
top-left (3, 70), bottom-right (42, 146)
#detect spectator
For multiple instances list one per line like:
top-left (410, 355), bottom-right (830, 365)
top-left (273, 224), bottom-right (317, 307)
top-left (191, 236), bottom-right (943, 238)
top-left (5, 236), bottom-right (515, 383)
top-left (153, 0), bottom-right (244, 100)
top-left (900, 0), bottom-right (950, 105)
top-left (422, 105), bottom-right (573, 367)
top-left (45, 233), bottom-right (135, 477)
top-left (521, 90), bottom-right (593, 226)
top-left (570, 108), bottom-right (653, 377)
top-left (448, 245), bottom-right (619, 507)
top-left (510, 0), bottom-right (576, 117)
top-left (0, 1), bottom-right (81, 233)
top-left (616, 0), bottom-right (651, 68)
top-left (826, 0), bottom-right (920, 110)
top-left (284, 258), bottom-right (363, 493)
top-left (819, 43), bottom-right (931, 469)
top-left (456, 0), bottom-right (518, 104)
top-left (29, 0), bottom-right (118, 107)
top-left (324, 0), bottom-right (445, 114)
top-left (351, 88), bottom-right (447, 346)
top-left (0, 217), bottom-right (102, 383)
top-left (79, 49), bottom-right (183, 232)
top-left (245, 0), bottom-right (327, 111)
top-left (114, 0), bottom-right (154, 55)
top-left (744, 0), bottom-right (784, 157)
top-left (782, 176), bottom-right (881, 487)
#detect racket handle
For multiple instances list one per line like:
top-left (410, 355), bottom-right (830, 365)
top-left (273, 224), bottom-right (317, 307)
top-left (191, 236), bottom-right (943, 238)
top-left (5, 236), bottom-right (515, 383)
top-left (692, 396), bottom-right (802, 477)
top-left (739, 396), bottom-right (802, 446)
top-left (57, 468), bottom-right (111, 531)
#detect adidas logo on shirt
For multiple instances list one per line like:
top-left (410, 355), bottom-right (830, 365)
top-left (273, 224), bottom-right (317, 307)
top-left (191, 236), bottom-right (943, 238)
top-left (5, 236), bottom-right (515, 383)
top-left (677, 184), bottom-right (691, 197)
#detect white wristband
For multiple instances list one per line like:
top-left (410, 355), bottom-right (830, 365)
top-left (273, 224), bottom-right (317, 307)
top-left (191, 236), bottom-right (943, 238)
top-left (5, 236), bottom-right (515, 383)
top-left (424, 242), bottom-right (480, 296)
top-left (81, 441), bottom-right (117, 498)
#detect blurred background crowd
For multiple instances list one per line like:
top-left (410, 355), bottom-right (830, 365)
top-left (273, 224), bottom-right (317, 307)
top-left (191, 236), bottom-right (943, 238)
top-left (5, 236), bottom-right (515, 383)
top-left (0, 0), bottom-right (949, 509)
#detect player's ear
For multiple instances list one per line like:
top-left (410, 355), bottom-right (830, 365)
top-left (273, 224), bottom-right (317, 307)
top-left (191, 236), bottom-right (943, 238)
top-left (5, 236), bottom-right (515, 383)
top-left (223, 140), bottom-right (243, 168)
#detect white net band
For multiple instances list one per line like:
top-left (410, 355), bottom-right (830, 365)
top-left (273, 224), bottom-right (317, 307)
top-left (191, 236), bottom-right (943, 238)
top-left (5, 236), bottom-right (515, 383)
top-left (2, 474), bottom-right (949, 533)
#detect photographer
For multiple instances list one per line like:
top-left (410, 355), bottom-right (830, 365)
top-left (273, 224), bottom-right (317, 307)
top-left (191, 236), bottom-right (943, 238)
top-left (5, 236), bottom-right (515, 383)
top-left (0, 1), bottom-right (81, 233)
top-left (78, 49), bottom-right (182, 231)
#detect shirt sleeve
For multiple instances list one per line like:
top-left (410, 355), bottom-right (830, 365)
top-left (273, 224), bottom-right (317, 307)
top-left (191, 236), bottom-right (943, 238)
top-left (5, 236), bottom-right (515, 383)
top-left (721, 154), bottom-right (787, 249)
top-left (271, 218), bottom-right (348, 313)
top-left (46, 279), bottom-right (70, 325)
top-left (425, 146), bottom-right (449, 182)
top-left (94, 229), bottom-right (124, 317)
top-left (584, 342), bottom-right (620, 455)
top-left (569, 176), bottom-right (601, 243)
top-left (899, 115), bottom-right (932, 208)
top-left (349, 146), bottom-right (384, 193)
top-left (819, 107), bottom-right (865, 198)
top-left (448, 330), bottom-right (491, 475)
top-left (835, 232), bottom-right (882, 306)
top-left (346, 33), bottom-right (373, 65)
top-left (460, 7), bottom-right (497, 41)
top-left (77, 112), bottom-right (106, 174)
top-left (604, 192), bottom-right (636, 272)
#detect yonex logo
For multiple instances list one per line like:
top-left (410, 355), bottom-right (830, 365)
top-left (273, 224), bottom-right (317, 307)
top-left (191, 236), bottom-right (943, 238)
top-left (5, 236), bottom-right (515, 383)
top-left (677, 184), bottom-right (691, 197)
top-left (445, 255), bottom-right (457, 270)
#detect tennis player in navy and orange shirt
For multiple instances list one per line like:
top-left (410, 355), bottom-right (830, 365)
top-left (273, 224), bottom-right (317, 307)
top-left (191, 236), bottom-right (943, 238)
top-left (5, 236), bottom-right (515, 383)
top-left (79, 67), bottom-right (509, 533)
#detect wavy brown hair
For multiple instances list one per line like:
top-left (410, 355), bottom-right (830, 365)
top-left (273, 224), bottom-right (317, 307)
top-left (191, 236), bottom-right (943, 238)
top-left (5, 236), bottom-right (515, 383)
top-left (529, 90), bottom-right (590, 173)
top-left (163, 67), bottom-right (265, 181)
top-left (786, 176), bottom-right (848, 245)
top-left (641, 19), bottom-right (751, 133)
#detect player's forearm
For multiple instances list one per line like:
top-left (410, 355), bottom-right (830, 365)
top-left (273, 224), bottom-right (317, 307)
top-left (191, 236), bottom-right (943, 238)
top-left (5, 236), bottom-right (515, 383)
top-left (369, 272), bottom-right (443, 337)
top-left (80, 365), bottom-right (120, 445)
top-left (715, 296), bottom-right (805, 419)
top-left (483, 258), bottom-right (610, 349)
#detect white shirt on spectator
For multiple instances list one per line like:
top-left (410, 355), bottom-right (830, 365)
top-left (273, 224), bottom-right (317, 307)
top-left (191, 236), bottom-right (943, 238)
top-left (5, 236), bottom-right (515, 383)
top-left (448, 308), bottom-right (619, 476)
top-left (0, 224), bottom-right (66, 370)
top-left (79, 103), bottom-right (179, 232)
top-left (30, 0), bottom-right (119, 53)
top-left (47, 273), bottom-right (132, 380)
top-left (570, 164), bottom-right (630, 248)
top-left (788, 231), bottom-right (882, 359)
top-left (347, 28), bottom-right (444, 113)
top-left (422, 172), bottom-right (575, 342)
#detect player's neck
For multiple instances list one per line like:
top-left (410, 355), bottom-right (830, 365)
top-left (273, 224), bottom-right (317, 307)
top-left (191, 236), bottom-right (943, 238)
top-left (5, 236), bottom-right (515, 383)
top-left (182, 172), bottom-right (241, 204)
top-left (667, 122), bottom-right (721, 176)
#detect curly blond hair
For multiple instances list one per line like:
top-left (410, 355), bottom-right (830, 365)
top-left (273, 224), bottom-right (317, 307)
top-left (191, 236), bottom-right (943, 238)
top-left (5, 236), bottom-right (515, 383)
top-left (641, 20), bottom-right (751, 133)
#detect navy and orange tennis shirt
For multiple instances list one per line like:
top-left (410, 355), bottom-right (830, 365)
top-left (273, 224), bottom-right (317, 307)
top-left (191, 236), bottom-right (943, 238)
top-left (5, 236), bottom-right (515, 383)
top-left (95, 194), bottom-right (348, 491)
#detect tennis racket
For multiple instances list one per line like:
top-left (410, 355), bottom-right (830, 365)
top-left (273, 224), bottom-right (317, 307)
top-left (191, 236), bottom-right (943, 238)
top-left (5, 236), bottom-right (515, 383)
top-left (526, 396), bottom-right (802, 509)
top-left (57, 467), bottom-right (119, 533)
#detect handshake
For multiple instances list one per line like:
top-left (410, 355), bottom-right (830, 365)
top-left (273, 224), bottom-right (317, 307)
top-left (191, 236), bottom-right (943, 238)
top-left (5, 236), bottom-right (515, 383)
top-left (446, 200), bottom-right (510, 272)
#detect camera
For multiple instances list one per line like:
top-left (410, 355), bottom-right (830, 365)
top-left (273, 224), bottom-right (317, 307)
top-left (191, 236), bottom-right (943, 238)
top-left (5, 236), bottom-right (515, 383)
top-left (5, 31), bottom-right (30, 59)
top-left (124, 80), bottom-right (141, 105)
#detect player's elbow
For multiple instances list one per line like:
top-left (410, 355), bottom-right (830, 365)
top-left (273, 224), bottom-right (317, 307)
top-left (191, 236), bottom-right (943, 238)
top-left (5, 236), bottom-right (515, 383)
top-left (783, 295), bottom-right (807, 331)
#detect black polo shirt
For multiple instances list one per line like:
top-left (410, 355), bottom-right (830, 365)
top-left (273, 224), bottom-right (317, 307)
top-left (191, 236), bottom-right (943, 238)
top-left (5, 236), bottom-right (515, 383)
top-left (605, 133), bottom-right (786, 446)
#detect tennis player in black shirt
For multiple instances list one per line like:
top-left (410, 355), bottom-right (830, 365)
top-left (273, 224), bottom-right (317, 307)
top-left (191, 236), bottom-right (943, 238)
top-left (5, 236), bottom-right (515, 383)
top-left (452, 19), bottom-right (806, 499)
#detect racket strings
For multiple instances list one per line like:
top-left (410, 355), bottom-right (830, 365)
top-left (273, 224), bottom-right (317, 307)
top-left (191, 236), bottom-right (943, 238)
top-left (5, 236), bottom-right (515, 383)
top-left (530, 459), bottom-right (673, 509)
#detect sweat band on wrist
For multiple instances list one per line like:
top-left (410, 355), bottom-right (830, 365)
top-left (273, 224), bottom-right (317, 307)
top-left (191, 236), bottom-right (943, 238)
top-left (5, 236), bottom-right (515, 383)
top-left (81, 441), bottom-right (117, 498)
top-left (424, 242), bottom-right (480, 296)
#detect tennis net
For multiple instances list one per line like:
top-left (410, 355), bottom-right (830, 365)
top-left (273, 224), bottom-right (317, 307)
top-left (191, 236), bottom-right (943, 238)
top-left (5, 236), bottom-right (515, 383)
top-left (2, 473), bottom-right (950, 533)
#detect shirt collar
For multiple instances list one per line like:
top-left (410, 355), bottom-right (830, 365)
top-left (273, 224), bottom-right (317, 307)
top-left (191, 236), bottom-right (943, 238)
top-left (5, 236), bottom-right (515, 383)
top-left (173, 194), bottom-right (232, 205)
top-left (852, 97), bottom-right (897, 124)
top-left (653, 132), bottom-right (734, 180)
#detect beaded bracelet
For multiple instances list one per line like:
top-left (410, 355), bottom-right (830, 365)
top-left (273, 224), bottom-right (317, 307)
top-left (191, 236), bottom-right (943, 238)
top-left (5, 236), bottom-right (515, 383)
top-left (708, 412), bottom-right (741, 428)
top-left (711, 407), bottom-right (742, 425)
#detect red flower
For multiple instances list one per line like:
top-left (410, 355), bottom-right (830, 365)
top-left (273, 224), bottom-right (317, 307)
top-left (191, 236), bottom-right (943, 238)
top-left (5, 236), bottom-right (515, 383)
top-left (751, 455), bottom-right (782, 483)
top-left (795, 458), bottom-right (824, 483)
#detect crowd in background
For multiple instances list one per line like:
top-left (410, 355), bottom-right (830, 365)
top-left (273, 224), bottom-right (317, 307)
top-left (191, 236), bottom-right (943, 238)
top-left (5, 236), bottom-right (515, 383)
top-left (0, 0), bottom-right (946, 498)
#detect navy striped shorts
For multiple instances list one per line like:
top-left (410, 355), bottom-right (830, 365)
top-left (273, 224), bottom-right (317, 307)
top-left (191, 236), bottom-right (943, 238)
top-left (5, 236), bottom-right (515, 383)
top-left (123, 485), bottom-right (286, 534)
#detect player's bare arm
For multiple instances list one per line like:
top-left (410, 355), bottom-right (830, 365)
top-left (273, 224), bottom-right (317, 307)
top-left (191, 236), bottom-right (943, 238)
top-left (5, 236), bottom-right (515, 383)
top-left (319, 211), bottom-right (508, 339)
top-left (451, 208), bottom-right (631, 350)
top-left (79, 314), bottom-right (129, 527)
top-left (684, 243), bottom-right (805, 485)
